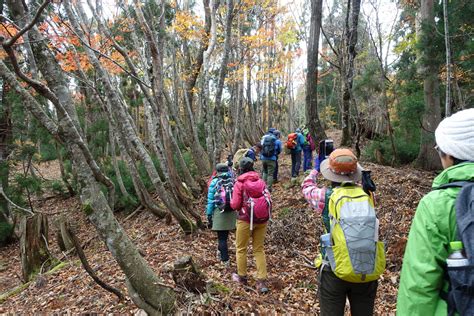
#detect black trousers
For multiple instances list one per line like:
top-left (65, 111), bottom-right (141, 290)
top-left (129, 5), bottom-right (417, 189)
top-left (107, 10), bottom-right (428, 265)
top-left (273, 158), bottom-right (279, 180)
top-left (291, 150), bottom-right (302, 177)
top-left (217, 230), bottom-right (229, 261)
top-left (319, 270), bottom-right (378, 316)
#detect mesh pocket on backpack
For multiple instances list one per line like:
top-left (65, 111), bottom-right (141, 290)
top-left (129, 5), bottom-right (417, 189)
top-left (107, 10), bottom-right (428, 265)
top-left (447, 265), bottom-right (474, 315)
top-left (340, 216), bottom-right (376, 274)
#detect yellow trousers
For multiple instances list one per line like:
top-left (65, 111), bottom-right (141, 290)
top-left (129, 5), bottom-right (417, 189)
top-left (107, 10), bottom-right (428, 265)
top-left (235, 220), bottom-right (268, 280)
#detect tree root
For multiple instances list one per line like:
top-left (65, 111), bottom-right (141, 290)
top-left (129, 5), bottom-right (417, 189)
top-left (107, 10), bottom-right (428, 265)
top-left (125, 278), bottom-right (161, 316)
top-left (68, 226), bottom-right (125, 301)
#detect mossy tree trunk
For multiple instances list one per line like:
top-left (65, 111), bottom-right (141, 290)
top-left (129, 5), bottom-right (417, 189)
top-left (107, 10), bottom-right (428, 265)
top-left (0, 61), bottom-right (177, 315)
top-left (340, 0), bottom-right (362, 147)
top-left (415, 0), bottom-right (442, 170)
top-left (0, 80), bottom-right (13, 246)
top-left (306, 0), bottom-right (328, 144)
top-left (65, 1), bottom-right (196, 233)
top-left (1, 1), bottom-right (177, 311)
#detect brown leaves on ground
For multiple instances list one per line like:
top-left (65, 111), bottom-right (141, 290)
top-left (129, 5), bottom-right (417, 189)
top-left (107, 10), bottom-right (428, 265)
top-left (0, 155), bottom-right (436, 314)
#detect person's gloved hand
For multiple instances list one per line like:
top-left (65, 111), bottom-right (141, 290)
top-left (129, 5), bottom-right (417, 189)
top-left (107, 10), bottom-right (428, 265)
top-left (207, 214), bottom-right (213, 229)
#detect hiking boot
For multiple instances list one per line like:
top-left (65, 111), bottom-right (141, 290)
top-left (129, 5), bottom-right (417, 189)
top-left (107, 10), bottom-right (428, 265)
top-left (256, 280), bottom-right (269, 294)
top-left (231, 273), bottom-right (248, 285)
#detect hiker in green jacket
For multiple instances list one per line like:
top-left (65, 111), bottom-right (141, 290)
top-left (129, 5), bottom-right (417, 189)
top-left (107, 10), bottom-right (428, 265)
top-left (397, 108), bottom-right (474, 315)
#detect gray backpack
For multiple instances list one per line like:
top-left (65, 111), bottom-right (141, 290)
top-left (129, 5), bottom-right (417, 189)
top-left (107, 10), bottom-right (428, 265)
top-left (436, 181), bottom-right (474, 316)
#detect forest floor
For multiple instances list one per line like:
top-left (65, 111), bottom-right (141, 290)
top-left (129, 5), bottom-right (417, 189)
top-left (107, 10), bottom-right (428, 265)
top-left (0, 132), bottom-right (438, 314)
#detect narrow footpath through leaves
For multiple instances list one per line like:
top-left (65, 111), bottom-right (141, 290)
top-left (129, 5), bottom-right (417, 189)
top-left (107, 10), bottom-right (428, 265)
top-left (0, 153), bottom-right (436, 314)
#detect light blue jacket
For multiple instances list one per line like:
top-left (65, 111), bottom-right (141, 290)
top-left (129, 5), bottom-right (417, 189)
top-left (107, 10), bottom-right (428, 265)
top-left (293, 133), bottom-right (306, 152)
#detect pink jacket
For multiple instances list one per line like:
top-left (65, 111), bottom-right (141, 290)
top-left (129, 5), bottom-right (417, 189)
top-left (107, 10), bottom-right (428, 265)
top-left (301, 169), bottom-right (327, 214)
top-left (230, 171), bottom-right (267, 222)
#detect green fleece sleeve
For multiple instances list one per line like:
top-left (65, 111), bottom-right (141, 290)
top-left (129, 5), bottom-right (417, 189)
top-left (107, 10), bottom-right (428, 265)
top-left (397, 196), bottom-right (450, 316)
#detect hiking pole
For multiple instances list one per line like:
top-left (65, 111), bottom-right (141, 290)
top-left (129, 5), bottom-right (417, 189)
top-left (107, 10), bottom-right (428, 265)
top-left (250, 199), bottom-right (254, 231)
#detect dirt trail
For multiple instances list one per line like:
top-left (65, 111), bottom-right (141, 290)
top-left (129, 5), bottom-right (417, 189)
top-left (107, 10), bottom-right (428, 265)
top-left (0, 148), bottom-right (436, 314)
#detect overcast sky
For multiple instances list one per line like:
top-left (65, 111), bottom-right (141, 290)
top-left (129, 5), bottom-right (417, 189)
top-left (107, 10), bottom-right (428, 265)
top-left (96, 0), bottom-right (400, 90)
top-left (283, 0), bottom-right (400, 86)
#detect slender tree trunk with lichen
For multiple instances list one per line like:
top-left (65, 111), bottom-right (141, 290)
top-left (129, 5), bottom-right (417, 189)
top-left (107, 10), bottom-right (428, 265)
top-left (0, 59), bottom-right (176, 314)
top-left (64, 1), bottom-right (195, 233)
top-left (2, 1), bottom-right (176, 311)
top-left (306, 0), bottom-right (328, 144)
top-left (0, 80), bottom-right (13, 246)
top-left (415, 0), bottom-right (442, 170)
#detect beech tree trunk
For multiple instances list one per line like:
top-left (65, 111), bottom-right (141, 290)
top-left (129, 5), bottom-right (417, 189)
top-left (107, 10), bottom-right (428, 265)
top-left (109, 127), bottom-right (131, 200)
top-left (65, 1), bottom-right (195, 232)
top-left (340, 0), bottom-right (362, 147)
top-left (306, 0), bottom-right (327, 144)
top-left (443, 0), bottom-right (452, 117)
top-left (232, 81), bottom-right (244, 154)
top-left (179, 0), bottom-right (212, 174)
top-left (0, 61), bottom-right (176, 313)
top-left (0, 80), bottom-right (12, 233)
top-left (415, 0), bottom-right (442, 170)
top-left (212, 0), bottom-right (235, 165)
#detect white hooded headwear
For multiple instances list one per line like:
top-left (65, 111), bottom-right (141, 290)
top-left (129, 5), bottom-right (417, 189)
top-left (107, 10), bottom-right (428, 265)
top-left (435, 108), bottom-right (474, 161)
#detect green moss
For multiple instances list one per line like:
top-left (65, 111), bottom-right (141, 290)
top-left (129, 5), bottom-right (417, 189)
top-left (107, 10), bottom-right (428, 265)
top-left (296, 281), bottom-right (316, 290)
top-left (0, 261), bottom-right (69, 304)
top-left (179, 219), bottom-right (197, 234)
top-left (0, 222), bottom-right (13, 246)
top-left (82, 202), bottom-right (94, 216)
top-left (278, 207), bottom-right (291, 218)
top-left (212, 282), bottom-right (230, 294)
top-left (0, 282), bottom-right (31, 304)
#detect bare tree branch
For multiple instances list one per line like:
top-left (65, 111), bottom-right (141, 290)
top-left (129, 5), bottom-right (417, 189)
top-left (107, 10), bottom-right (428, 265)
top-left (0, 183), bottom-right (35, 216)
top-left (68, 226), bottom-right (125, 301)
top-left (321, 25), bottom-right (339, 58)
top-left (3, 0), bottom-right (51, 47)
top-left (56, 17), bottom-right (151, 89)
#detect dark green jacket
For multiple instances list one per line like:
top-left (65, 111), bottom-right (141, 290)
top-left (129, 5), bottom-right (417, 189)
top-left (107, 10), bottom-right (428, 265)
top-left (397, 162), bottom-right (474, 316)
top-left (212, 208), bottom-right (237, 231)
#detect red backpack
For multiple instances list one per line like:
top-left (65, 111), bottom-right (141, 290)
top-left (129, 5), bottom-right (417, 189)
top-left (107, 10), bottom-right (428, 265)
top-left (244, 184), bottom-right (272, 230)
top-left (286, 133), bottom-right (298, 150)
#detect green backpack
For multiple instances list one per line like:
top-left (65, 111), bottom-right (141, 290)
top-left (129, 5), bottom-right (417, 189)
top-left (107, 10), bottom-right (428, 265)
top-left (302, 128), bottom-right (310, 146)
top-left (323, 185), bottom-right (386, 283)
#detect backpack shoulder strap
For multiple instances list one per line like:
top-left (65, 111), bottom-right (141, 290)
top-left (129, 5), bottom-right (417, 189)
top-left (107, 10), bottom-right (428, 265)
top-left (331, 185), bottom-right (369, 209)
top-left (435, 181), bottom-right (473, 190)
top-left (322, 188), bottom-right (333, 233)
top-left (435, 180), bottom-right (474, 249)
top-left (453, 182), bottom-right (474, 251)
